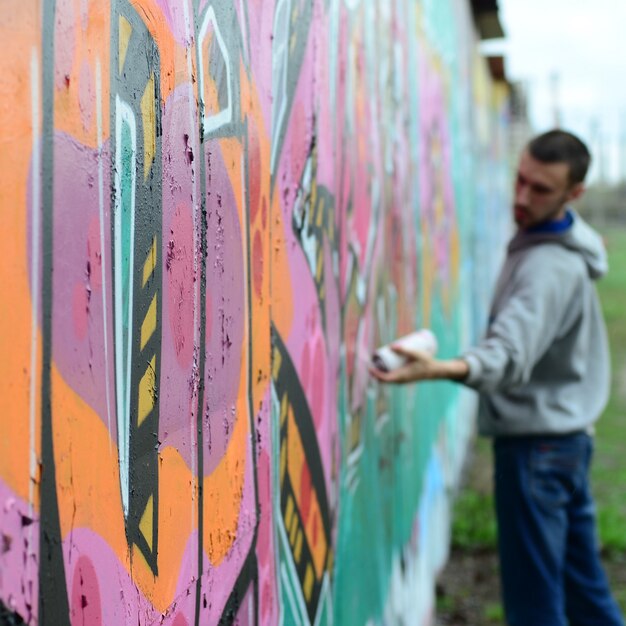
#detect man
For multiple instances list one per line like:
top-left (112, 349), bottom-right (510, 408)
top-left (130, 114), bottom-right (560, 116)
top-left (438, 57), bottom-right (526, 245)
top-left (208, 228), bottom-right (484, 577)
top-left (371, 130), bottom-right (624, 626)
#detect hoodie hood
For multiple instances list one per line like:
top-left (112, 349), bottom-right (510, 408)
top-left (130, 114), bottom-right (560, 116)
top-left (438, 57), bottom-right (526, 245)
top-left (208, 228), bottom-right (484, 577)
top-left (507, 210), bottom-right (608, 280)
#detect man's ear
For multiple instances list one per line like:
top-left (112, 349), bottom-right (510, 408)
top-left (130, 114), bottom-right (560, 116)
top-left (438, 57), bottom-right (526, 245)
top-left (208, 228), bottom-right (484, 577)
top-left (567, 182), bottom-right (585, 203)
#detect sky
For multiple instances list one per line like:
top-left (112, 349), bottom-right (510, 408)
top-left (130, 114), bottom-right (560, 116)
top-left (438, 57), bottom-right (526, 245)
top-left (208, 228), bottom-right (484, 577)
top-left (481, 0), bottom-right (626, 183)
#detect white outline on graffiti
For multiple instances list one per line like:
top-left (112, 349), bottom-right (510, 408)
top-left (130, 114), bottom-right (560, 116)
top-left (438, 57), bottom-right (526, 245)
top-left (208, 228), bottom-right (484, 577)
top-left (270, 0), bottom-right (290, 174)
top-left (292, 154), bottom-right (317, 274)
top-left (114, 95), bottom-right (137, 518)
top-left (197, 6), bottom-right (233, 136)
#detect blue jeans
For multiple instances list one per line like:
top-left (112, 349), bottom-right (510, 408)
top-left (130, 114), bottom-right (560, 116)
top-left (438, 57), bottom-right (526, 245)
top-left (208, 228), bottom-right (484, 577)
top-left (494, 433), bottom-right (624, 626)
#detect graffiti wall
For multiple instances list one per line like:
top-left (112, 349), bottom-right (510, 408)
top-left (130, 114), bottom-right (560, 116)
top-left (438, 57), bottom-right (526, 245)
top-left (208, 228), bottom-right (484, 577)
top-left (0, 0), bottom-right (510, 624)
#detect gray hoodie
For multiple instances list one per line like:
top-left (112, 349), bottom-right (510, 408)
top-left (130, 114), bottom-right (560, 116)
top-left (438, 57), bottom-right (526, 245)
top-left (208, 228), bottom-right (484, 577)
top-left (462, 211), bottom-right (610, 437)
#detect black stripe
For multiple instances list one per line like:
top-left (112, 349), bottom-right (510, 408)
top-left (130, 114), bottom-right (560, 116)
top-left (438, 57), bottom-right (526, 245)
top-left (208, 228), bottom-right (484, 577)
top-left (193, 2), bottom-right (207, 622)
top-left (110, 0), bottom-right (163, 575)
top-left (271, 326), bottom-right (331, 540)
top-left (217, 549), bottom-right (258, 625)
top-left (242, 120), bottom-right (260, 626)
top-left (38, 1), bottom-right (71, 624)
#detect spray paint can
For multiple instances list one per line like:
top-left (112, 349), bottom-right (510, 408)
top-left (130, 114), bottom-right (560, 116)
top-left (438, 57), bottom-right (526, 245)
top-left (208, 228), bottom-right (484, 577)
top-left (372, 329), bottom-right (438, 373)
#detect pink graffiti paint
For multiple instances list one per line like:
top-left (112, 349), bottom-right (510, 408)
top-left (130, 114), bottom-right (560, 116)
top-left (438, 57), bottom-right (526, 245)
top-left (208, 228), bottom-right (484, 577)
top-left (167, 202), bottom-right (195, 370)
top-left (70, 556), bottom-right (102, 626)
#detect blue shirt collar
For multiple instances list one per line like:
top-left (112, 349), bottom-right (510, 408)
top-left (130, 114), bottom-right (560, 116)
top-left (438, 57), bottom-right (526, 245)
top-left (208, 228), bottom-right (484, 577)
top-left (527, 208), bottom-right (574, 234)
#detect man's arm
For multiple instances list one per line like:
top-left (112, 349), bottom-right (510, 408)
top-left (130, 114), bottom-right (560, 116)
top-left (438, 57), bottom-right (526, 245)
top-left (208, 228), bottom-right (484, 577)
top-left (369, 346), bottom-right (469, 384)
top-left (460, 250), bottom-right (582, 392)
top-left (371, 248), bottom-right (582, 390)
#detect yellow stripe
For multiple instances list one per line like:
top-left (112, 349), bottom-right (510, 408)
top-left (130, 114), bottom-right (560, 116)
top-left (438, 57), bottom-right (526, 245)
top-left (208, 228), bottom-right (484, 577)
top-left (139, 494), bottom-right (154, 551)
top-left (280, 440), bottom-right (287, 483)
top-left (138, 356), bottom-right (156, 426)
top-left (141, 74), bottom-right (156, 180)
top-left (315, 249), bottom-right (323, 281)
top-left (272, 348), bottom-right (282, 381)
top-left (315, 199), bottom-right (323, 230)
top-left (285, 494), bottom-right (294, 531)
top-left (142, 236), bottom-right (157, 287)
top-left (141, 294), bottom-right (157, 349)
top-left (289, 509), bottom-right (299, 545)
top-left (294, 529), bottom-right (303, 563)
top-left (119, 16), bottom-right (132, 75)
top-left (303, 564), bottom-right (314, 602)
top-left (280, 394), bottom-right (288, 426)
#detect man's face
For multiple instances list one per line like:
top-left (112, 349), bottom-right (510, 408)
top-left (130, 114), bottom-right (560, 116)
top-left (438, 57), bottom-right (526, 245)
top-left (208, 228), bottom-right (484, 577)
top-left (513, 150), bottom-right (584, 229)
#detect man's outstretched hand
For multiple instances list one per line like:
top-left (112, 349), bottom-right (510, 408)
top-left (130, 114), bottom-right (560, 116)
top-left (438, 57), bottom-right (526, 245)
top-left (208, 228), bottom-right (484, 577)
top-left (369, 345), bottom-right (469, 384)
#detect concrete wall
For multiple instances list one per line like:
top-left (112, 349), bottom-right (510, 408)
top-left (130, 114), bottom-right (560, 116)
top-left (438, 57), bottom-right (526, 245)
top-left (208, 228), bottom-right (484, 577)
top-left (0, 0), bottom-right (510, 624)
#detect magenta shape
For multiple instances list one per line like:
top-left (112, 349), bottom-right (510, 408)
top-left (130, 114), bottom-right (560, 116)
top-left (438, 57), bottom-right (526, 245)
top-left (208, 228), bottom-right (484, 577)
top-left (248, 118), bottom-right (262, 224)
top-left (62, 528), bottom-right (160, 624)
top-left (70, 555), bottom-right (102, 625)
top-left (172, 613), bottom-right (188, 626)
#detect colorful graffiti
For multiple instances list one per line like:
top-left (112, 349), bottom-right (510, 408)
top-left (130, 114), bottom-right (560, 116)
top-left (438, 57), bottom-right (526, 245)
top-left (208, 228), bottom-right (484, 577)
top-left (0, 0), bottom-right (510, 624)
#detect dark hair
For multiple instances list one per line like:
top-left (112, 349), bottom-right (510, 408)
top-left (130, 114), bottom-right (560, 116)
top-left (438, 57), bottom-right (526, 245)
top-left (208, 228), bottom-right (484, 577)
top-left (527, 130), bottom-right (591, 184)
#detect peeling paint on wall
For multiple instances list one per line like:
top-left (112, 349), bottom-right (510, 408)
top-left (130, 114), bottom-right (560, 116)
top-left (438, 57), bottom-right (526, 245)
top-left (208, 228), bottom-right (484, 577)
top-left (0, 0), bottom-right (510, 624)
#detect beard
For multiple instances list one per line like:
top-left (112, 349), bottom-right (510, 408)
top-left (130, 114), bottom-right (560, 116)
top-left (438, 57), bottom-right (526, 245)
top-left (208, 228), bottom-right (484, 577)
top-left (513, 193), bottom-right (569, 229)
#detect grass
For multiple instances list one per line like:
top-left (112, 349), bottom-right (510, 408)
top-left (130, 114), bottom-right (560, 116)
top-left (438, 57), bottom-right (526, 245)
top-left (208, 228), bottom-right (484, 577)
top-left (445, 224), bottom-right (626, 621)
top-left (483, 602), bottom-right (505, 622)
top-left (451, 488), bottom-right (497, 549)
top-left (450, 439), bottom-right (497, 549)
top-left (591, 226), bottom-right (626, 552)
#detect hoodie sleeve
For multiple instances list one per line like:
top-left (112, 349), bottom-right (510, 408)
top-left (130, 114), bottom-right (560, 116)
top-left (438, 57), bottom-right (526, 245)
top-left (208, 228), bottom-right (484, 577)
top-left (461, 246), bottom-right (582, 393)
